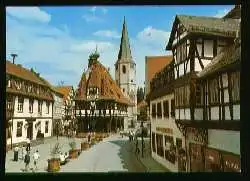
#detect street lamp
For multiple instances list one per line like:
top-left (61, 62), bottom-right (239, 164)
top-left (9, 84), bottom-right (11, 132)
top-left (141, 120), bottom-right (144, 157)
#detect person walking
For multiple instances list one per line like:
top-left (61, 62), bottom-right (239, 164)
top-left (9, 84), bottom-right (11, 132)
top-left (135, 137), bottom-right (140, 155)
top-left (88, 132), bottom-right (91, 144)
top-left (33, 150), bottom-right (40, 171)
top-left (26, 139), bottom-right (31, 152)
top-left (13, 146), bottom-right (19, 161)
top-left (24, 151), bottom-right (31, 172)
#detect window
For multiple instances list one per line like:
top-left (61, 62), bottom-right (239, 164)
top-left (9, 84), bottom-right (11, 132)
top-left (152, 104), bottom-right (156, 118)
top-left (122, 65), bottom-right (126, 74)
top-left (176, 138), bottom-right (182, 149)
top-left (16, 122), bottom-right (23, 137)
top-left (46, 102), bottom-right (50, 114)
top-left (156, 134), bottom-right (164, 157)
top-left (17, 97), bottom-right (24, 112)
top-left (157, 102), bottom-right (162, 118)
top-left (163, 100), bottom-right (169, 118)
top-left (123, 88), bottom-right (125, 93)
top-left (29, 99), bottom-right (34, 113)
top-left (230, 71), bottom-right (240, 102)
top-left (209, 78), bottom-right (219, 104)
top-left (176, 42), bottom-right (187, 63)
top-left (196, 84), bottom-right (202, 106)
top-left (131, 79), bottom-right (133, 83)
top-left (7, 96), bottom-right (13, 110)
top-left (152, 132), bottom-right (156, 152)
top-left (171, 99), bottom-right (175, 117)
top-left (45, 121), bottom-right (49, 133)
top-left (38, 100), bottom-right (43, 113)
top-left (165, 135), bottom-right (176, 163)
top-left (7, 122), bottom-right (11, 138)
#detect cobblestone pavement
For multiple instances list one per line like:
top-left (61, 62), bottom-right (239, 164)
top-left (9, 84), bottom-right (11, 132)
top-left (5, 135), bottom-right (168, 173)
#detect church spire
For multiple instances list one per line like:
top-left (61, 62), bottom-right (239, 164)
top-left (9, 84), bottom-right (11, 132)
top-left (117, 16), bottom-right (133, 62)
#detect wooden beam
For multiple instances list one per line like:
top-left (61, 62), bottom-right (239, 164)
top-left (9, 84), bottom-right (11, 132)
top-left (195, 44), bottom-right (204, 70)
top-left (227, 73), bottom-right (234, 120)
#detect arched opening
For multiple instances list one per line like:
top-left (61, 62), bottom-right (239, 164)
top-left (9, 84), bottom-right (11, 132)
top-left (122, 65), bottom-right (126, 74)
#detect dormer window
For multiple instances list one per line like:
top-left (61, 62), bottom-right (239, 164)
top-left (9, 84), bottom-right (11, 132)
top-left (16, 80), bottom-right (22, 90)
top-left (28, 85), bottom-right (32, 93)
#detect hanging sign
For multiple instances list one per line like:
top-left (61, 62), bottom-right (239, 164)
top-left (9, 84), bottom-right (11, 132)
top-left (156, 127), bottom-right (173, 135)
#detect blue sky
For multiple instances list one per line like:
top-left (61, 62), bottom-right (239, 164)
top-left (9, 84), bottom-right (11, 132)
top-left (6, 5), bottom-right (233, 89)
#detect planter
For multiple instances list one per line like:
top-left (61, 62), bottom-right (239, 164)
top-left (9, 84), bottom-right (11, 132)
top-left (81, 142), bottom-right (89, 151)
top-left (48, 158), bottom-right (60, 172)
top-left (69, 149), bottom-right (79, 159)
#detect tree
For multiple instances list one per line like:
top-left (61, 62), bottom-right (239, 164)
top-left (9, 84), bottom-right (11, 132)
top-left (137, 86), bottom-right (145, 103)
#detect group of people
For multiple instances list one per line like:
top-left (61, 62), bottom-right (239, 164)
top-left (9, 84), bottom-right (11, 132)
top-left (13, 139), bottom-right (40, 172)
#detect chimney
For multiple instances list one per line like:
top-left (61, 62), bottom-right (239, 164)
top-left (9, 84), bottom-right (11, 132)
top-left (11, 54), bottom-right (18, 64)
top-left (108, 67), bottom-right (110, 72)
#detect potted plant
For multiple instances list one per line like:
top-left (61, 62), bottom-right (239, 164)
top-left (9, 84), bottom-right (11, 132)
top-left (69, 140), bottom-right (80, 159)
top-left (81, 140), bottom-right (89, 151)
top-left (48, 143), bottom-right (61, 172)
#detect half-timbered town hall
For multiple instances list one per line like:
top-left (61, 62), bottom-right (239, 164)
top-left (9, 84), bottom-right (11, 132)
top-left (74, 51), bottom-right (133, 133)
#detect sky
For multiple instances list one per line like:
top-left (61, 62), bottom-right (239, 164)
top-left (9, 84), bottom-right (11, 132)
top-left (6, 5), bottom-right (234, 89)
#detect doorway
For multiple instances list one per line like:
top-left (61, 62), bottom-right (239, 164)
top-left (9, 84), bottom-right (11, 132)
top-left (27, 122), bottom-right (33, 140)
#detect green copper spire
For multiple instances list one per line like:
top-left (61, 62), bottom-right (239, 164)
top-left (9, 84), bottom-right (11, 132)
top-left (117, 16), bottom-right (132, 61)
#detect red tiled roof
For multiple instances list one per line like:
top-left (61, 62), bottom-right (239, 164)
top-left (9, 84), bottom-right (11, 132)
top-left (6, 61), bottom-right (47, 86)
top-left (55, 86), bottom-right (73, 102)
top-left (75, 61), bottom-right (133, 105)
top-left (145, 55), bottom-right (172, 93)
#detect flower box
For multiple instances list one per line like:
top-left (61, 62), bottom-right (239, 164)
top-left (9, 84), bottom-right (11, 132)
top-left (48, 158), bottom-right (60, 172)
top-left (81, 142), bottom-right (89, 151)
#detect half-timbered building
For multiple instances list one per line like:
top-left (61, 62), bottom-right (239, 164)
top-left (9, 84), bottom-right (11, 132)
top-left (6, 61), bottom-right (53, 150)
top-left (74, 51), bottom-right (132, 134)
top-left (165, 5), bottom-right (241, 172)
top-left (148, 60), bottom-right (186, 172)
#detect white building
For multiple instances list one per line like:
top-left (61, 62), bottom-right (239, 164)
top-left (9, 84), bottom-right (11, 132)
top-left (165, 5), bottom-right (241, 172)
top-left (6, 61), bottom-right (53, 150)
top-left (115, 17), bottom-right (137, 130)
top-left (148, 60), bottom-right (186, 172)
top-left (50, 87), bottom-right (64, 136)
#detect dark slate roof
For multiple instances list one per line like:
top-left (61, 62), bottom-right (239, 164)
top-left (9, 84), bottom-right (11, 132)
top-left (116, 17), bottom-right (134, 64)
top-left (166, 15), bottom-right (240, 50)
top-left (197, 43), bottom-right (241, 78)
top-left (223, 5), bottom-right (241, 19)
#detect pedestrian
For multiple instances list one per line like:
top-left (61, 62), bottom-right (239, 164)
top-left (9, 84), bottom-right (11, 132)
top-left (13, 146), bottom-right (19, 161)
top-left (33, 150), bottom-right (40, 171)
top-left (88, 132), bottom-right (91, 143)
top-left (24, 151), bottom-right (30, 172)
top-left (26, 139), bottom-right (31, 152)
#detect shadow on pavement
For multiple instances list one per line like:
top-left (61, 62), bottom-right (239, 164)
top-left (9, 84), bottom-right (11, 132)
top-left (108, 139), bottom-right (146, 172)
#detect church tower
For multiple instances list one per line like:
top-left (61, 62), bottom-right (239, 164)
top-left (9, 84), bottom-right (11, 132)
top-left (115, 17), bottom-right (137, 129)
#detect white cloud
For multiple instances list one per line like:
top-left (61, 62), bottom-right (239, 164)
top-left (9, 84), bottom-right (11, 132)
top-left (89, 6), bottom-right (97, 13)
top-left (6, 7), bottom-right (51, 23)
top-left (82, 14), bottom-right (103, 23)
top-left (214, 9), bottom-right (230, 18)
top-left (102, 8), bottom-right (108, 14)
top-left (93, 30), bottom-right (120, 39)
top-left (70, 41), bottom-right (115, 52)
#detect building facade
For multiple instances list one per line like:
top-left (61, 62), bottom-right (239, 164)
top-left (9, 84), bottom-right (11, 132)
top-left (115, 17), bottom-right (137, 130)
top-left (6, 61), bottom-right (53, 150)
top-left (148, 60), bottom-right (186, 172)
top-left (50, 87), bottom-right (64, 136)
top-left (74, 51), bottom-right (132, 133)
top-left (56, 86), bottom-right (75, 135)
top-left (165, 5), bottom-right (241, 172)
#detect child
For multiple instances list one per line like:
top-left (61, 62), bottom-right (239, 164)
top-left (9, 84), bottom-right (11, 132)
top-left (33, 150), bottom-right (40, 171)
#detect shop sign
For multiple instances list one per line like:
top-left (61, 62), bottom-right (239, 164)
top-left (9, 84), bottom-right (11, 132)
top-left (156, 127), bottom-right (173, 135)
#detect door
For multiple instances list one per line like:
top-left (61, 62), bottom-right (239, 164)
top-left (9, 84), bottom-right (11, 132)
top-left (27, 122), bottom-right (33, 140)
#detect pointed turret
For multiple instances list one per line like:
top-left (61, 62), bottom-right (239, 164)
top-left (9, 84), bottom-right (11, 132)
top-left (117, 17), bottom-right (133, 62)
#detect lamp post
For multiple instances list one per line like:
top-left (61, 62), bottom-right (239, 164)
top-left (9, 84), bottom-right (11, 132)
top-left (141, 120), bottom-right (144, 158)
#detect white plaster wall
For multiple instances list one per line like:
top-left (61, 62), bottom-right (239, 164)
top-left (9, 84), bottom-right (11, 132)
top-left (224, 89), bottom-right (229, 103)
top-left (208, 129), bottom-right (240, 155)
top-left (210, 107), bottom-right (219, 120)
top-left (197, 43), bottom-right (202, 56)
top-left (174, 69), bottom-right (178, 79)
top-left (233, 105), bottom-right (240, 120)
top-left (194, 108), bottom-right (203, 120)
top-left (204, 40), bottom-right (213, 57)
top-left (7, 119), bottom-right (26, 145)
top-left (180, 109), bottom-right (184, 120)
top-left (172, 31), bottom-right (188, 47)
top-left (175, 109), bottom-right (179, 119)
top-left (185, 109), bottom-right (190, 120)
top-left (179, 63), bottom-right (185, 77)
top-left (225, 106), bottom-right (231, 120)
top-left (194, 58), bottom-right (202, 72)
